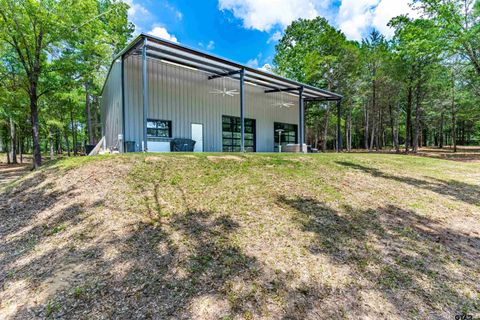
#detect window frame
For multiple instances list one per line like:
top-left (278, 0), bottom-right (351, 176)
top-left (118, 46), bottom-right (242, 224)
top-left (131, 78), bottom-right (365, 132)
top-left (222, 115), bottom-right (256, 152)
top-left (147, 119), bottom-right (173, 138)
top-left (274, 122), bottom-right (298, 152)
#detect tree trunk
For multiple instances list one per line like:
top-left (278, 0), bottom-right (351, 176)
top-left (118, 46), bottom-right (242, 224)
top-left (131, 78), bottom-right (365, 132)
top-left (389, 103), bottom-right (400, 152)
top-left (405, 86), bottom-right (413, 152)
top-left (64, 128), bottom-right (71, 157)
top-left (413, 85), bottom-right (421, 153)
top-left (452, 95), bottom-right (457, 153)
top-left (9, 117), bottom-right (17, 164)
top-left (347, 105), bottom-right (352, 151)
top-left (71, 111), bottom-right (78, 156)
top-left (378, 107), bottom-right (383, 150)
top-left (30, 92), bottom-right (42, 168)
top-left (92, 95), bottom-right (98, 144)
top-left (370, 119), bottom-right (376, 151)
top-left (56, 129), bottom-right (62, 154)
top-left (364, 103), bottom-right (369, 150)
top-left (49, 129), bottom-right (55, 160)
top-left (19, 136), bottom-right (23, 163)
top-left (321, 105), bottom-right (329, 152)
top-left (0, 125), bottom-right (3, 153)
top-left (439, 112), bottom-right (444, 148)
top-left (5, 138), bottom-right (10, 164)
top-left (85, 82), bottom-right (94, 146)
top-left (451, 71), bottom-right (457, 153)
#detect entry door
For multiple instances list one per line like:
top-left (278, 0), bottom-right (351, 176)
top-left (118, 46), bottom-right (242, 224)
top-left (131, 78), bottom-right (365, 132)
top-left (191, 123), bottom-right (203, 152)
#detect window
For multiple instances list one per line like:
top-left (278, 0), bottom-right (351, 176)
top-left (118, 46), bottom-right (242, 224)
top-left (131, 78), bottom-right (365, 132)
top-left (222, 116), bottom-right (256, 152)
top-left (274, 122), bottom-right (298, 152)
top-left (147, 119), bottom-right (172, 138)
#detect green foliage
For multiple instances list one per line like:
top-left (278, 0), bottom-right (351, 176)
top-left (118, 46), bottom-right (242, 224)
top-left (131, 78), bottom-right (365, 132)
top-left (0, 0), bottom-right (133, 166)
top-left (273, 4), bottom-right (479, 150)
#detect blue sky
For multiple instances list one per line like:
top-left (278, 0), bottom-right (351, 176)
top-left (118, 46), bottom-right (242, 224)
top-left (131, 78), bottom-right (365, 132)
top-left (125, 0), bottom-right (417, 69)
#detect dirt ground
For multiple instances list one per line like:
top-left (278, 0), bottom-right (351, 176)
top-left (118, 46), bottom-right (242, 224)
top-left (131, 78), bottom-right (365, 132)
top-left (0, 164), bottom-right (30, 189)
top-left (0, 153), bottom-right (479, 319)
top-left (417, 146), bottom-right (480, 162)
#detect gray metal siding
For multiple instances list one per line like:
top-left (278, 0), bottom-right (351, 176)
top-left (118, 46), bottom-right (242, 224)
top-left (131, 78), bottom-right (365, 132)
top-left (124, 55), bottom-right (299, 152)
top-left (101, 59), bottom-right (123, 150)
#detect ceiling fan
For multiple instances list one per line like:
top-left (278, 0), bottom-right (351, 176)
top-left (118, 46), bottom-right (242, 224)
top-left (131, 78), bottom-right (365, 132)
top-left (209, 87), bottom-right (239, 97)
top-left (272, 102), bottom-right (294, 108)
top-left (272, 92), bottom-right (294, 108)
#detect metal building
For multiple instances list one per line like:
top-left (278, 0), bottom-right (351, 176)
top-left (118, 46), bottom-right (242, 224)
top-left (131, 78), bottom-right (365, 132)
top-left (100, 33), bottom-right (343, 153)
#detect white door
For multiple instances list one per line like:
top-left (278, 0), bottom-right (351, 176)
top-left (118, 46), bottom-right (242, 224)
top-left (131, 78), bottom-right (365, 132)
top-left (191, 123), bottom-right (203, 152)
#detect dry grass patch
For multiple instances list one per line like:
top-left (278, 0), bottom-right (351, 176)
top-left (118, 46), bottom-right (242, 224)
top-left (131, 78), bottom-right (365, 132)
top-left (207, 155), bottom-right (246, 163)
top-left (0, 153), bottom-right (479, 319)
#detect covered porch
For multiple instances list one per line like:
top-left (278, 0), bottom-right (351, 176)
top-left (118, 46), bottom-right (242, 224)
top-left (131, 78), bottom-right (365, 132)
top-left (118, 34), bottom-right (343, 153)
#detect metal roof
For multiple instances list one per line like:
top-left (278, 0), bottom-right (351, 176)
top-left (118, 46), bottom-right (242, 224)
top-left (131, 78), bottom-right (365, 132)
top-left (104, 33), bottom-right (342, 101)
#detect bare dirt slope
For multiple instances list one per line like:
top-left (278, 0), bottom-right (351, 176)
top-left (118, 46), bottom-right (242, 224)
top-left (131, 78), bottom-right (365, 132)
top-left (1, 153), bottom-right (479, 319)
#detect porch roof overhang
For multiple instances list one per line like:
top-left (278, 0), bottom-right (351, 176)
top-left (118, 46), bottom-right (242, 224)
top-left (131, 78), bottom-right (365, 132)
top-left (113, 33), bottom-right (343, 102)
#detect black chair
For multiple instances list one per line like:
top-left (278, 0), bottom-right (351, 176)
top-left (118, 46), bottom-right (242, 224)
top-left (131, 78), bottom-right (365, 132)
top-left (170, 138), bottom-right (196, 152)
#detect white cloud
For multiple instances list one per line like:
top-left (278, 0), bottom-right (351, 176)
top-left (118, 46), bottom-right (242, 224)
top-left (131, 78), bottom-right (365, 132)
top-left (337, 0), bottom-right (417, 40)
top-left (124, 0), bottom-right (150, 22)
top-left (371, 0), bottom-right (418, 38)
top-left (218, 0), bottom-right (323, 32)
top-left (207, 40), bottom-right (215, 50)
top-left (198, 40), bottom-right (216, 50)
top-left (267, 31), bottom-right (282, 44)
top-left (259, 63), bottom-right (273, 72)
top-left (246, 56), bottom-right (273, 72)
top-left (337, 0), bottom-right (377, 41)
top-left (246, 58), bottom-right (259, 68)
top-left (218, 0), bottom-right (417, 41)
top-left (148, 26), bottom-right (178, 43)
top-left (164, 2), bottom-right (183, 20)
top-left (123, 0), bottom-right (152, 34)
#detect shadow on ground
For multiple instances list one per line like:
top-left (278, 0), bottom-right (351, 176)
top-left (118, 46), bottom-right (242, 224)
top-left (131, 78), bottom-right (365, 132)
top-left (0, 164), bottom-right (30, 189)
top-left (336, 161), bottom-right (480, 206)
top-left (278, 195), bottom-right (480, 318)
top-left (1, 159), bottom-right (479, 319)
top-left (1, 165), bottom-right (292, 319)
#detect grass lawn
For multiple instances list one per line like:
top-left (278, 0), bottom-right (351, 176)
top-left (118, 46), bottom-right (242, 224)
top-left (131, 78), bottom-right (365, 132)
top-left (1, 153), bottom-right (479, 319)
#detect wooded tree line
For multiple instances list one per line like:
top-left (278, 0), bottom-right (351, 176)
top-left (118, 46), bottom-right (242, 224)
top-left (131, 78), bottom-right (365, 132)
top-left (1, 0), bottom-right (479, 169)
top-left (0, 0), bottom-right (132, 168)
top-left (274, 0), bottom-right (480, 152)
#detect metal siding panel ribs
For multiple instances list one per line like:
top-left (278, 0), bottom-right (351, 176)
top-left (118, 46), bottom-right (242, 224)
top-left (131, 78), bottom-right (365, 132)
top-left (121, 58), bottom-right (301, 153)
top-left (101, 59), bottom-right (122, 150)
top-left (101, 34), bottom-right (342, 153)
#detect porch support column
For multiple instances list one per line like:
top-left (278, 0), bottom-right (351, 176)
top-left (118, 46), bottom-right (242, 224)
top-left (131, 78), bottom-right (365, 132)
top-left (142, 37), bottom-right (148, 152)
top-left (240, 68), bottom-right (245, 152)
top-left (298, 86), bottom-right (305, 149)
top-left (336, 99), bottom-right (343, 152)
top-left (121, 55), bottom-right (125, 153)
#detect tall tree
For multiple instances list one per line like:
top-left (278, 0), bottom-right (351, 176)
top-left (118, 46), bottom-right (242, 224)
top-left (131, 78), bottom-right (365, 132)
top-left (390, 16), bottom-right (442, 152)
top-left (274, 17), bottom-right (360, 151)
top-left (0, 0), bottom-right (132, 168)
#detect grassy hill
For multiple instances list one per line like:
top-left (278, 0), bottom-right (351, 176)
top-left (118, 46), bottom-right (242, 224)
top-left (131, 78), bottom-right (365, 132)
top-left (1, 153), bottom-right (479, 319)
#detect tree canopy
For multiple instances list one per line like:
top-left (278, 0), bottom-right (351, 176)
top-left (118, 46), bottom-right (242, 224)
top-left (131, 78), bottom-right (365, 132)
top-left (273, 0), bottom-right (480, 152)
top-left (0, 0), bottom-right (132, 167)
top-left (0, 0), bottom-right (479, 166)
